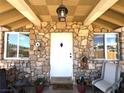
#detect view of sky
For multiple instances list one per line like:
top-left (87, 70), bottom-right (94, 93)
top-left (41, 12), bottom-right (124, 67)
top-left (94, 34), bottom-right (117, 45)
top-left (8, 33), bottom-right (30, 48)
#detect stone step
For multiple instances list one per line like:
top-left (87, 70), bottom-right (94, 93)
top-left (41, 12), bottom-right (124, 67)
top-left (50, 77), bottom-right (73, 84)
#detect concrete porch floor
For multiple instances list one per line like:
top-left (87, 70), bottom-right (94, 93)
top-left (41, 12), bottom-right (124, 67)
top-left (42, 85), bottom-right (123, 93)
top-left (42, 85), bottom-right (99, 93)
top-left (26, 85), bottom-right (94, 93)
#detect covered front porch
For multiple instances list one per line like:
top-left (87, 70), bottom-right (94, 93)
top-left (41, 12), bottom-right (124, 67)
top-left (0, 0), bottom-right (124, 93)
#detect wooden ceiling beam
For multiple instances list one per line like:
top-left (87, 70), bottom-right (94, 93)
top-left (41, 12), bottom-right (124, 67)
top-left (6, 0), bottom-right (41, 26)
top-left (100, 10), bottom-right (124, 26)
top-left (0, 9), bottom-right (24, 26)
top-left (111, 3), bottom-right (124, 15)
top-left (7, 18), bottom-right (32, 30)
top-left (84, 0), bottom-right (119, 26)
top-left (94, 19), bottom-right (119, 30)
top-left (0, 0), bottom-right (14, 13)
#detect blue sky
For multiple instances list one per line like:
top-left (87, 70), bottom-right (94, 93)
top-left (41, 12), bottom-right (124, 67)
top-left (8, 34), bottom-right (30, 48)
top-left (94, 35), bottom-right (116, 45)
top-left (94, 36), bottom-right (103, 45)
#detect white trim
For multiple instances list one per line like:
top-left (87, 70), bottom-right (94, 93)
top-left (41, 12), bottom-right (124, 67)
top-left (104, 34), bottom-right (107, 59)
top-left (17, 33), bottom-right (19, 58)
top-left (4, 32), bottom-right (18, 59)
top-left (4, 57), bottom-right (29, 60)
top-left (4, 32), bottom-right (30, 60)
top-left (4, 32), bottom-right (7, 59)
top-left (94, 33), bottom-right (118, 35)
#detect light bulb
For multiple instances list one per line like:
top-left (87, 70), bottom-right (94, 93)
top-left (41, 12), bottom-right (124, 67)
top-left (61, 10), bottom-right (65, 17)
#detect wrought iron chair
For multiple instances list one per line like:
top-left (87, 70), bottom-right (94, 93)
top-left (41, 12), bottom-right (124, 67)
top-left (92, 62), bottom-right (122, 93)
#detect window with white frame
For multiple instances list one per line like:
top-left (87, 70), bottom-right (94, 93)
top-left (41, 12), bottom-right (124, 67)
top-left (4, 32), bottom-right (30, 60)
top-left (93, 33), bottom-right (120, 60)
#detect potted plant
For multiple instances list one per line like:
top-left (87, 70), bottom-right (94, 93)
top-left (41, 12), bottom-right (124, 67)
top-left (34, 77), bottom-right (46, 93)
top-left (76, 76), bottom-right (86, 93)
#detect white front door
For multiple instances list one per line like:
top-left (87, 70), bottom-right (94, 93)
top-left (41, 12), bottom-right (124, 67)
top-left (50, 33), bottom-right (73, 77)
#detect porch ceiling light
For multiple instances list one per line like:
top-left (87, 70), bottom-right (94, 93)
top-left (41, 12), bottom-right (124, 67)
top-left (56, 0), bottom-right (68, 22)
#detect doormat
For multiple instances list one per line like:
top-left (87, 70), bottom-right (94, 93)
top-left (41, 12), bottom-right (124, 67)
top-left (52, 84), bottom-right (73, 90)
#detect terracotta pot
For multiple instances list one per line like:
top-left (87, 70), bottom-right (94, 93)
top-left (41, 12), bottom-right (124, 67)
top-left (77, 84), bottom-right (86, 93)
top-left (36, 85), bottom-right (44, 93)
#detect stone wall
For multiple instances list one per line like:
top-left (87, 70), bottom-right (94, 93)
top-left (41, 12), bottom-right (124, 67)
top-left (0, 22), bottom-right (124, 85)
top-left (29, 22), bottom-right (94, 82)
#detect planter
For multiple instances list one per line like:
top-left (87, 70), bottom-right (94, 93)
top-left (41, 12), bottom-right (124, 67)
top-left (77, 84), bottom-right (86, 93)
top-left (36, 85), bottom-right (44, 93)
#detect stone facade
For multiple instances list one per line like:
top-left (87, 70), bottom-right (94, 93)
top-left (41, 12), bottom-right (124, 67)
top-left (0, 22), bottom-right (124, 85)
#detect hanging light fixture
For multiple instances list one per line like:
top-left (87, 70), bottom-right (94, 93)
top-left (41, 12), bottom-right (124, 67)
top-left (56, 0), bottom-right (68, 22)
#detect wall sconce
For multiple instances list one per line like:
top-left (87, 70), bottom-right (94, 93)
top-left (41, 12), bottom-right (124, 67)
top-left (56, 1), bottom-right (68, 22)
top-left (34, 41), bottom-right (41, 51)
top-left (35, 42), bottom-right (40, 48)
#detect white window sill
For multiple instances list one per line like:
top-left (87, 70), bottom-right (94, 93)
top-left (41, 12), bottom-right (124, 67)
top-left (4, 58), bottom-right (29, 60)
top-left (91, 59), bottom-right (119, 61)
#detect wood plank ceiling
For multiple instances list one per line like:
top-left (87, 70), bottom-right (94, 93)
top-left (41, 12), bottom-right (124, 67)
top-left (0, 0), bottom-right (124, 30)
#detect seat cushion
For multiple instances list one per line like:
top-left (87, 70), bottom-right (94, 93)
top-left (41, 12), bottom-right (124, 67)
top-left (94, 80), bottom-right (112, 92)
